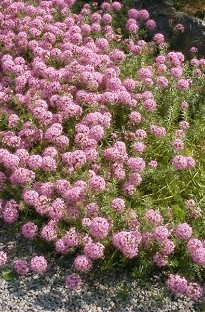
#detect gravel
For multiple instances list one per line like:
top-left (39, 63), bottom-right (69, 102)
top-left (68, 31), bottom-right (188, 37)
top-left (0, 223), bottom-right (203, 312)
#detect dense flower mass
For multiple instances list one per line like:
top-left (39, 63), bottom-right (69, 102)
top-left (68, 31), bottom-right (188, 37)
top-left (0, 0), bottom-right (204, 301)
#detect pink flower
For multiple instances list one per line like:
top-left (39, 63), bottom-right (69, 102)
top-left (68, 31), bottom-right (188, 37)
top-left (96, 38), bottom-right (109, 51)
top-left (41, 222), bottom-right (57, 242)
top-left (133, 141), bottom-right (146, 153)
top-left (138, 67), bottom-right (153, 80)
top-left (102, 13), bottom-right (112, 24)
top-left (23, 190), bottom-right (39, 207)
top-left (123, 79), bottom-right (137, 91)
top-left (73, 255), bottom-right (92, 272)
top-left (161, 239), bottom-right (175, 255)
top-left (185, 199), bottom-right (196, 209)
top-left (153, 252), bottom-right (168, 267)
top-left (177, 79), bottom-right (191, 90)
top-left (111, 1), bottom-right (123, 11)
top-left (111, 198), bottom-right (125, 212)
top-left (175, 129), bottom-right (186, 138)
top-left (21, 222), bottom-right (38, 239)
top-left (175, 23), bottom-right (185, 32)
top-left (172, 139), bottom-right (184, 151)
top-left (144, 78), bottom-right (153, 86)
top-left (14, 259), bottom-right (29, 275)
top-left (127, 23), bottom-right (139, 33)
top-left (172, 155), bottom-right (195, 170)
top-left (187, 238), bottom-right (203, 253)
top-left (112, 230), bottom-right (141, 258)
top-left (128, 9), bottom-right (139, 19)
top-left (85, 202), bottom-right (99, 217)
top-left (190, 47), bottom-right (198, 53)
top-left (127, 157), bottom-right (145, 173)
top-left (153, 33), bottom-right (165, 45)
top-left (84, 242), bottom-right (105, 260)
top-left (123, 182), bottom-right (136, 196)
top-left (145, 209), bottom-right (163, 226)
top-left (170, 67), bottom-right (183, 78)
top-left (145, 19), bottom-right (156, 30)
top-left (186, 156), bottom-right (196, 169)
top-left (41, 156), bottom-right (57, 172)
top-left (156, 76), bottom-right (169, 88)
top-left (190, 58), bottom-right (199, 66)
top-left (49, 198), bottom-right (66, 220)
top-left (166, 274), bottom-right (188, 294)
top-left (143, 99), bottom-right (157, 112)
top-left (155, 55), bottom-right (166, 64)
top-left (10, 168), bottom-right (35, 185)
top-left (175, 223), bottom-right (193, 240)
top-left (27, 155), bottom-right (42, 170)
top-left (148, 160), bottom-right (158, 168)
top-left (109, 49), bottom-right (125, 63)
top-left (82, 218), bottom-right (92, 228)
top-left (101, 2), bottom-right (110, 10)
top-left (141, 232), bottom-right (153, 247)
top-left (0, 251), bottom-right (7, 267)
top-left (8, 114), bottom-right (19, 128)
top-left (30, 256), bottom-right (47, 273)
top-left (150, 125), bottom-right (166, 138)
top-left (89, 175), bottom-right (106, 192)
top-left (179, 121), bottom-right (190, 130)
top-left (3, 207), bottom-right (19, 223)
top-left (90, 217), bottom-right (110, 239)
top-left (153, 226), bottom-right (169, 242)
top-left (191, 247), bottom-right (205, 265)
top-left (66, 273), bottom-right (83, 290)
top-left (139, 9), bottom-right (149, 20)
top-left (130, 45), bottom-right (141, 55)
top-left (186, 283), bottom-right (203, 301)
top-left (128, 172), bottom-right (142, 186)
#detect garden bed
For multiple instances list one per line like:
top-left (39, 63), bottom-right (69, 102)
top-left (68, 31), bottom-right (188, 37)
top-left (0, 0), bottom-right (205, 310)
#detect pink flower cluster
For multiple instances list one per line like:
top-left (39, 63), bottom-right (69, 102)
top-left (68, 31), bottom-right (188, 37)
top-left (112, 230), bottom-right (142, 258)
top-left (13, 256), bottom-right (47, 275)
top-left (166, 274), bottom-right (203, 301)
top-left (0, 0), bottom-right (203, 300)
top-left (187, 239), bottom-right (205, 265)
top-left (172, 155), bottom-right (196, 170)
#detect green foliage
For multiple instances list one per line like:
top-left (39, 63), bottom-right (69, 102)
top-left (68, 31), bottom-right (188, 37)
top-left (0, 113), bottom-right (9, 131)
top-left (173, 0), bottom-right (205, 20)
top-left (116, 281), bottom-right (129, 300)
top-left (0, 184), bottom-right (22, 201)
top-left (1, 267), bottom-right (17, 281)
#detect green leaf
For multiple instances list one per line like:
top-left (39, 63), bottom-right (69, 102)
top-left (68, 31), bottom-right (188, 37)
top-left (1, 268), bottom-right (16, 281)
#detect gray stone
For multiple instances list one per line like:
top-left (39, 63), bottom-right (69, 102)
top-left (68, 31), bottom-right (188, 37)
top-left (135, 0), bottom-right (205, 58)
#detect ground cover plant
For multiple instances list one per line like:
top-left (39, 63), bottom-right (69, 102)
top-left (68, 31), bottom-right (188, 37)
top-left (173, 0), bottom-right (205, 20)
top-left (0, 0), bottom-right (205, 303)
